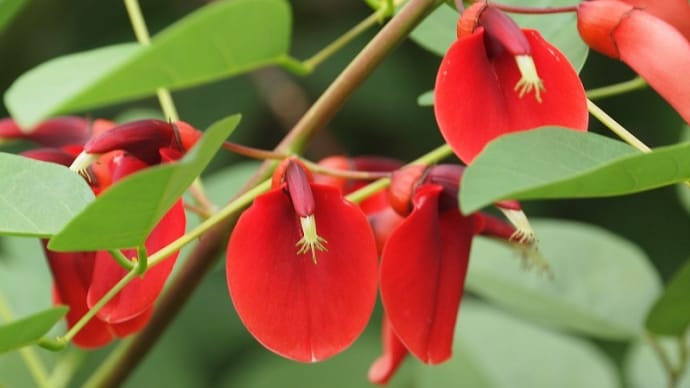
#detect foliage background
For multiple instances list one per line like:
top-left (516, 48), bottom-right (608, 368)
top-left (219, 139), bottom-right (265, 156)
top-left (0, 1), bottom-right (687, 387)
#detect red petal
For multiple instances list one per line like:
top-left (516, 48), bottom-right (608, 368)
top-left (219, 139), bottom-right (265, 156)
top-left (379, 185), bottom-right (478, 364)
top-left (434, 28), bottom-right (588, 163)
top-left (84, 120), bottom-right (176, 165)
top-left (108, 307), bottom-right (153, 338)
top-left (615, 8), bottom-right (690, 124)
top-left (226, 184), bottom-right (378, 362)
top-left (0, 117), bottom-right (89, 147)
top-left (44, 247), bottom-right (114, 349)
top-left (87, 200), bottom-right (185, 323)
top-left (368, 315), bottom-right (409, 385)
top-left (622, 0), bottom-right (690, 41)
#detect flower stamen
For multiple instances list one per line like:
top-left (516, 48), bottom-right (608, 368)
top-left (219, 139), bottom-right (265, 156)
top-left (69, 151), bottom-right (100, 181)
top-left (296, 214), bottom-right (328, 264)
top-left (514, 55), bottom-right (546, 103)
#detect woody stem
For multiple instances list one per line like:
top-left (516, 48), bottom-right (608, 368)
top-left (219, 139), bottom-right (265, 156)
top-left (85, 0), bottom-right (443, 386)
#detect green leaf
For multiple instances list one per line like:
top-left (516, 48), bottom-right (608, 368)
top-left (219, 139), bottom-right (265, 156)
top-left (625, 337), bottom-right (690, 388)
top-left (466, 219), bottom-right (662, 339)
top-left (5, 0), bottom-right (291, 127)
top-left (409, 0), bottom-right (588, 70)
top-left (48, 115), bottom-right (240, 251)
top-left (0, 237), bottom-right (55, 318)
top-left (458, 127), bottom-right (690, 213)
top-left (0, 153), bottom-right (95, 237)
top-left (646, 259), bottom-right (690, 336)
top-left (408, 3), bottom-right (457, 57)
top-left (216, 330), bottom-right (415, 388)
top-left (0, 0), bottom-right (26, 32)
top-left (417, 300), bottom-right (619, 388)
top-left (0, 307), bottom-right (67, 354)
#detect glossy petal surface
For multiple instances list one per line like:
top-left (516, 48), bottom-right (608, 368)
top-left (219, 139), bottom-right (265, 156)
top-left (380, 185), bottom-right (478, 364)
top-left (368, 315), bottom-right (409, 385)
top-left (616, 8), bottom-right (690, 124)
top-left (434, 28), bottom-right (588, 163)
top-left (87, 199), bottom-right (185, 323)
top-left (46, 249), bottom-right (113, 349)
top-left (226, 184), bottom-right (378, 362)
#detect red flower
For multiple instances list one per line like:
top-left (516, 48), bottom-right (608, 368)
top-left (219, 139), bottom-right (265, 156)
top-left (577, 0), bottom-right (690, 124)
top-left (434, 3), bottom-right (588, 163)
top-left (0, 116), bottom-right (90, 147)
top-left (23, 117), bottom-right (192, 348)
top-left (378, 165), bottom-right (517, 366)
top-left (226, 158), bottom-right (378, 362)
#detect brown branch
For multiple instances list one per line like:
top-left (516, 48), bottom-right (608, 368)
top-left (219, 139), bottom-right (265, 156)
top-left (84, 0), bottom-right (441, 386)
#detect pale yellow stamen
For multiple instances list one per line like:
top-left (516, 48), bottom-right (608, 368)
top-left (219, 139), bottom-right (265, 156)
top-left (499, 208), bottom-right (536, 245)
top-left (514, 55), bottom-right (545, 103)
top-left (499, 207), bottom-right (552, 276)
top-left (296, 214), bottom-right (327, 264)
top-left (69, 151), bottom-right (100, 180)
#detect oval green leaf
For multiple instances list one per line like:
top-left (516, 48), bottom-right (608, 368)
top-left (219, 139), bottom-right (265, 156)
top-left (409, 0), bottom-right (588, 70)
top-left (0, 153), bottom-right (94, 237)
top-left (646, 258), bottom-right (690, 336)
top-left (0, 306), bottom-right (68, 354)
top-left (418, 300), bottom-right (619, 388)
top-left (466, 219), bottom-right (661, 339)
top-left (5, 0), bottom-right (292, 128)
top-left (47, 115), bottom-right (240, 251)
top-left (457, 127), bottom-right (690, 213)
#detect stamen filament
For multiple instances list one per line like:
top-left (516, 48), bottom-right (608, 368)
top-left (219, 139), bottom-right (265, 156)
top-left (514, 55), bottom-right (545, 103)
top-left (296, 215), bottom-right (328, 264)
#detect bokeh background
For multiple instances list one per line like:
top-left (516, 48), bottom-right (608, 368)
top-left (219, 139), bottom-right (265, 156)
top-left (0, 1), bottom-right (688, 387)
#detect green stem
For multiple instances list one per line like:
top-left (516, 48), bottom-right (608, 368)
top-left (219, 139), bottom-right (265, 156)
top-left (281, 0), bottom-right (403, 75)
top-left (61, 268), bottom-right (138, 344)
top-left (587, 99), bottom-right (652, 152)
top-left (346, 143), bottom-right (453, 203)
top-left (124, 0), bottom-right (180, 122)
top-left (0, 293), bottom-right (51, 388)
top-left (586, 77), bottom-right (647, 100)
top-left (85, 1), bottom-right (442, 386)
top-left (108, 249), bottom-right (135, 271)
top-left (136, 246), bottom-right (148, 275)
top-left (302, 10), bottom-right (385, 72)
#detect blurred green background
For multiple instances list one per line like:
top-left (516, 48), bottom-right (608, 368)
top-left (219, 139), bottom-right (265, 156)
top-left (0, 1), bottom-right (688, 387)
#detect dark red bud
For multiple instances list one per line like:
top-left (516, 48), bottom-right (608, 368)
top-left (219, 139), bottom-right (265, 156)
top-left (479, 6), bottom-right (532, 56)
top-left (388, 165), bottom-right (426, 217)
top-left (83, 119), bottom-right (199, 165)
top-left (284, 159), bottom-right (316, 218)
top-left (21, 148), bottom-right (76, 167)
top-left (0, 116), bottom-right (90, 147)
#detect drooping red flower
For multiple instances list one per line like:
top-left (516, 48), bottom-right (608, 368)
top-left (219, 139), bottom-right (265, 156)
top-left (577, 0), bottom-right (690, 124)
top-left (0, 116), bottom-right (90, 147)
top-left (378, 165), bottom-right (518, 365)
top-left (226, 158), bottom-right (378, 362)
top-left (434, 3), bottom-right (588, 163)
top-left (23, 117), bottom-right (193, 348)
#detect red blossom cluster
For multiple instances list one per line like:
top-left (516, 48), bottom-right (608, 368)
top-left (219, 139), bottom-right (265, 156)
top-left (1, 0), bottom-right (688, 382)
top-left (1, 117), bottom-right (199, 348)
